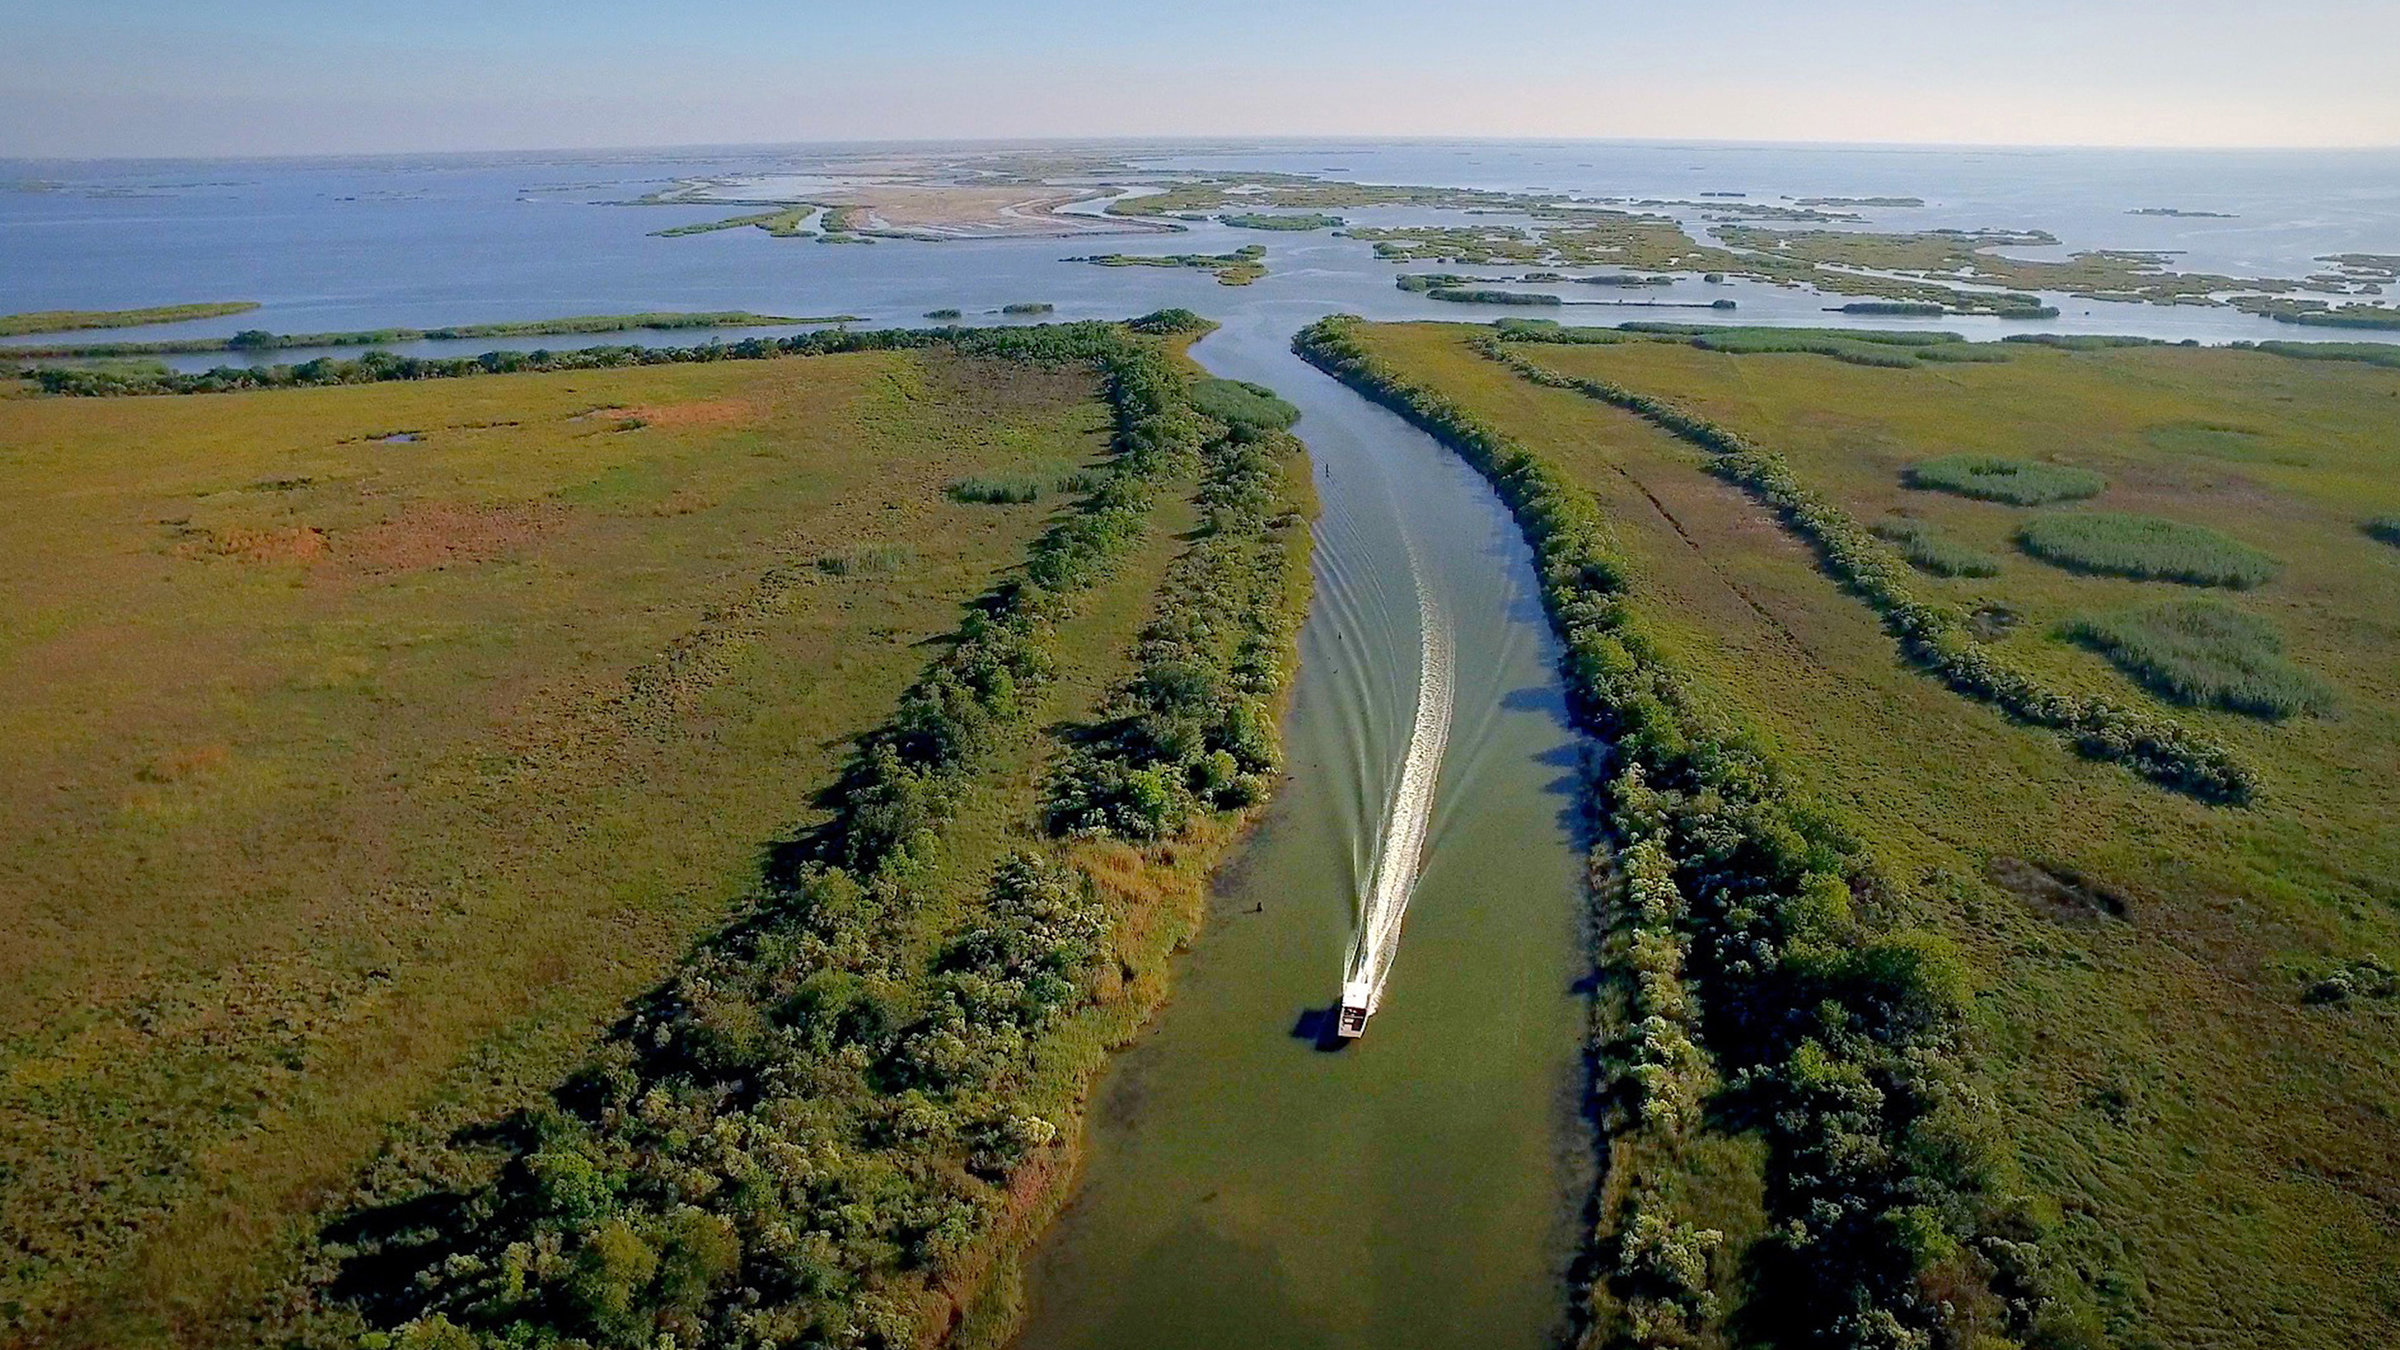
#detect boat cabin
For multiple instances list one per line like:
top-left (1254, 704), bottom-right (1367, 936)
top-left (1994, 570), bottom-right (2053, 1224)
top-left (1335, 979), bottom-right (1376, 1038)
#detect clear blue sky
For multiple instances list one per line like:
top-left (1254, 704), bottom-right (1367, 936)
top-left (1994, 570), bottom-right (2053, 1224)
top-left (3, 0), bottom-right (2396, 157)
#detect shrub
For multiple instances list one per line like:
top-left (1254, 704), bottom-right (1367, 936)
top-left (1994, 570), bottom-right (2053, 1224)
top-left (1870, 518), bottom-right (2002, 577)
top-left (1125, 307), bottom-right (1213, 336)
top-left (2306, 955), bottom-right (2398, 1003)
top-left (1906, 455), bottom-right (2106, 505)
top-left (2019, 512), bottom-right (2281, 588)
top-left (1187, 377), bottom-right (1300, 431)
top-left (2063, 600), bottom-right (2332, 719)
top-left (946, 473), bottom-right (1048, 504)
top-left (2366, 515), bottom-right (2400, 547)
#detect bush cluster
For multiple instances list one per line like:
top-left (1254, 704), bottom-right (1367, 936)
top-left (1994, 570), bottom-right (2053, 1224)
top-left (2306, 955), bottom-right (2398, 1004)
top-left (2063, 600), bottom-right (2332, 720)
top-left (1300, 315), bottom-right (2098, 1349)
top-left (2018, 512), bottom-right (2281, 588)
top-left (1048, 411), bottom-right (1306, 841)
top-left (337, 327), bottom-right (1253, 1350)
top-left (2368, 516), bottom-right (2400, 547)
top-left (1906, 455), bottom-right (2107, 506)
top-left (1483, 330), bottom-right (2257, 804)
top-left (1426, 287), bottom-right (1562, 306)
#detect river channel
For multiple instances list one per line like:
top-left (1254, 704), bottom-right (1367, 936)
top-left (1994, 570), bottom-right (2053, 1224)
top-left (1010, 301), bottom-right (1593, 1350)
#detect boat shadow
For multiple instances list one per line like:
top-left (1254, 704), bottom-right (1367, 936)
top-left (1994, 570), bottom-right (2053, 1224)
top-left (1289, 1004), bottom-right (1354, 1053)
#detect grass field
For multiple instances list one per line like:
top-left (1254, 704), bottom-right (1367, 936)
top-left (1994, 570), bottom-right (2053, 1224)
top-left (0, 342), bottom-right (1195, 1343)
top-left (1345, 322), bottom-right (2400, 1350)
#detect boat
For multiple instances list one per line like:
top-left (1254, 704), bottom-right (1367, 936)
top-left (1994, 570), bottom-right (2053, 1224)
top-left (1335, 979), bottom-right (1377, 1039)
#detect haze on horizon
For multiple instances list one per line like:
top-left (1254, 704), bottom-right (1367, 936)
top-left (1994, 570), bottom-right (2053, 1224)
top-left (3, 0), bottom-right (2398, 160)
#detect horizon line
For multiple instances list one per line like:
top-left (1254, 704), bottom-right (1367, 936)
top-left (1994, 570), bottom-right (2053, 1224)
top-left (7, 131), bottom-right (2400, 166)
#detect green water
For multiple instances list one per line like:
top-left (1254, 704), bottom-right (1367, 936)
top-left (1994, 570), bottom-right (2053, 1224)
top-left (1012, 311), bottom-right (1593, 1350)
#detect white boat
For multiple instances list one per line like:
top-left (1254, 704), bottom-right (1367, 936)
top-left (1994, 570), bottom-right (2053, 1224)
top-left (1335, 979), bottom-right (1377, 1039)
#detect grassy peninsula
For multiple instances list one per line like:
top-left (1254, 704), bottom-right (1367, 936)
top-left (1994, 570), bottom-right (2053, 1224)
top-left (1305, 318), bottom-right (2400, 1350)
top-left (0, 301), bottom-right (261, 336)
top-left (0, 314), bottom-right (1314, 1350)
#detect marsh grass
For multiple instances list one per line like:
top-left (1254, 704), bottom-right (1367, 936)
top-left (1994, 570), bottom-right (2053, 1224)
top-left (2064, 599), bottom-right (2334, 719)
top-left (1870, 517), bottom-right (2002, 576)
top-left (1188, 377), bottom-right (1300, 431)
top-left (2020, 511), bottom-right (2281, 587)
top-left (816, 543), bottom-right (915, 576)
top-left (1907, 454), bottom-right (2106, 504)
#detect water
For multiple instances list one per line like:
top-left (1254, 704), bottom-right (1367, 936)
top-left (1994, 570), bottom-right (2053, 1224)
top-left (5, 139), bottom-right (2397, 1347)
top-left (4, 141), bottom-right (2398, 364)
top-left (1343, 511), bottom-right (1452, 1014)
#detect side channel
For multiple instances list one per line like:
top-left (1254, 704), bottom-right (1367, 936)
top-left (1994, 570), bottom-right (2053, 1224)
top-left (1012, 309), bottom-right (1594, 1350)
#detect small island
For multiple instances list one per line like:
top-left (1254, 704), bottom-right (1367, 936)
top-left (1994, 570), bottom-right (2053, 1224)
top-left (1065, 244), bottom-right (1267, 285)
top-left (1220, 212), bottom-right (1343, 231)
top-left (2129, 207), bottom-right (2238, 218)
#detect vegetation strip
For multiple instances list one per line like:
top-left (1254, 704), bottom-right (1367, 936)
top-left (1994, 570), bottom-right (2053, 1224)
top-left (0, 300), bottom-right (260, 336)
top-left (1481, 329), bottom-right (2257, 804)
top-left (7, 312), bottom-right (855, 361)
top-left (288, 312), bottom-right (1313, 1350)
top-left (15, 318), bottom-right (1131, 398)
top-left (1296, 315), bottom-right (2087, 1350)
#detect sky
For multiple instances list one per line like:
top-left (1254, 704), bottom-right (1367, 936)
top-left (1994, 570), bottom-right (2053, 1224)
top-left (3, 0), bottom-right (2398, 158)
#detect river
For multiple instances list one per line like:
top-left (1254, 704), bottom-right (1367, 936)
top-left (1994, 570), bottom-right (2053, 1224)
top-left (1009, 302), bottom-right (1592, 1350)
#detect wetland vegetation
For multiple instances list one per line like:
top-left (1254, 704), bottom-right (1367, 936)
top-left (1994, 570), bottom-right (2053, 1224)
top-left (0, 314), bottom-right (1313, 1350)
top-left (1307, 318), bottom-right (2400, 1350)
top-left (4, 312), bottom-right (856, 361)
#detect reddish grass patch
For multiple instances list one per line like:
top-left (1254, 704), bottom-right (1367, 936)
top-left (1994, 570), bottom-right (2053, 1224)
top-left (338, 501), bottom-right (568, 574)
top-left (173, 525), bottom-right (329, 564)
top-left (604, 397), bottom-right (756, 430)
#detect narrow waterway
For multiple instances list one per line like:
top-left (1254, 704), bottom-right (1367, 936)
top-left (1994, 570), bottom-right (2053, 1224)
top-left (1011, 304), bottom-right (1594, 1350)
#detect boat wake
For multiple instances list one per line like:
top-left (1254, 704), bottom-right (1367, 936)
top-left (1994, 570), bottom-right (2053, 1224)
top-left (1341, 529), bottom-right (1454, 1020)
